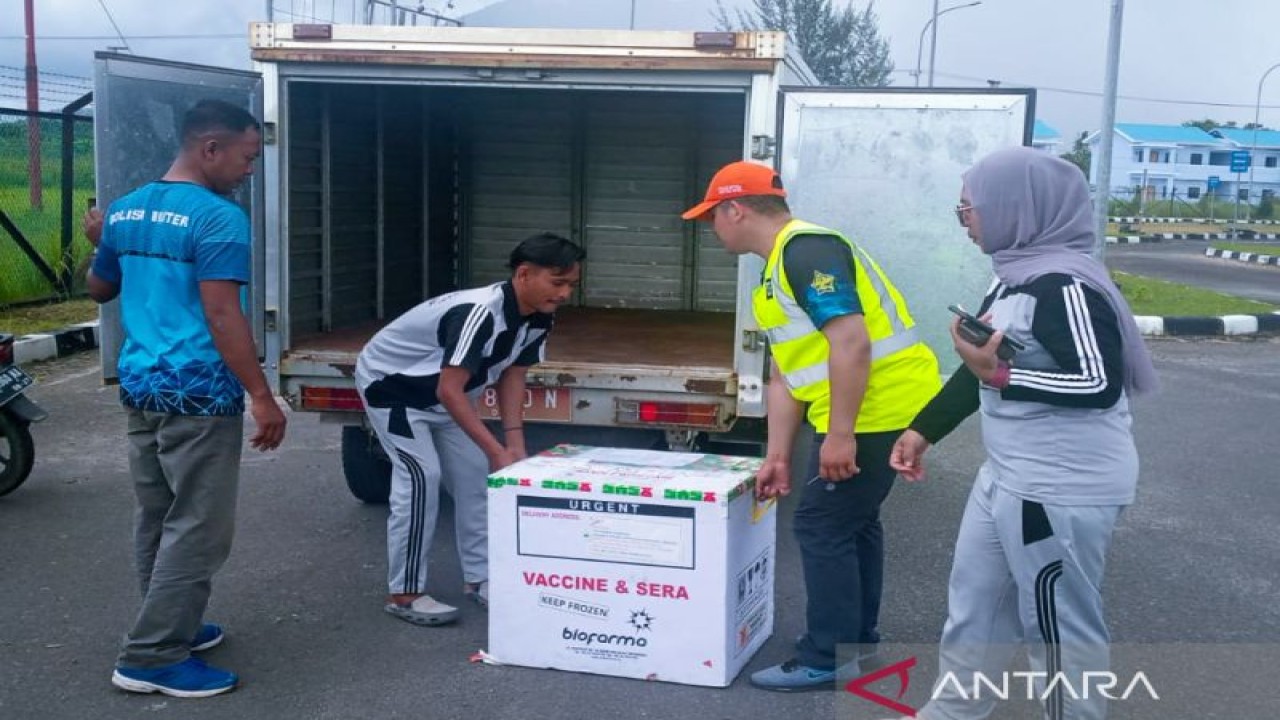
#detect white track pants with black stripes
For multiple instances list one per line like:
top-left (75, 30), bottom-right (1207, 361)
top-left (921, 465), bottom-right (1124, 720)
top-left (362, 403), bottom-right (489, 596)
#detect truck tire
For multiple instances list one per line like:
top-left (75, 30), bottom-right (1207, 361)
top-left (341, 426), bottom-right (392, 504)
top-left (0, 410), bottom-right (35, 497)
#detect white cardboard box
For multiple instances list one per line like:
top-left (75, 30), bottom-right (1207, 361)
top-left (487, 444), bottom-right (776, 687)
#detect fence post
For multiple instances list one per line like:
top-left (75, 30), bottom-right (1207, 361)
top-left (59, 92), bottom-right (93, 296)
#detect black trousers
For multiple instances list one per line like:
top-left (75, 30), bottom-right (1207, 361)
top-left (793, 429), bottom-right (902, 670)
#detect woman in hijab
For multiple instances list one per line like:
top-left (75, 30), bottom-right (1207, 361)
top-left (887, 146), bottom-right (1157, 720)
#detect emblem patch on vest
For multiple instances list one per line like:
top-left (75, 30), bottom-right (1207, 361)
top-left (810, 270), bottom-right (836, 295)
top-left (764, 278), bottom-right (774, 299)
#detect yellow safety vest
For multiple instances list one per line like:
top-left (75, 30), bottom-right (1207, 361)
top-left (751, 219), bottom-right (941, 434)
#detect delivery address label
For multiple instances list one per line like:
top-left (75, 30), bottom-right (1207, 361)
top-left (515, 496), bottom-right (696, 569)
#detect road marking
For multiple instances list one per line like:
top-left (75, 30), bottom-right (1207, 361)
top-left (40, 365), bottom-right (102, 387)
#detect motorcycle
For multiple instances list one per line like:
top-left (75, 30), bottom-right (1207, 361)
top-left (0, 332), bottom-right (48, 496)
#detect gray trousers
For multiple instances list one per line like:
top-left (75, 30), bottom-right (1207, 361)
top-left (119, 408), bottom-right (243, 668)
top-left (922, 465), bottom-right (1123, 720)
top-left (362, 403), bottom-right (489, 595)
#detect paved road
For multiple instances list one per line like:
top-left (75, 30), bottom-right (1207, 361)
top-left (2, 341), bottom-right (1277, 719)
top-left (1105, 241), bottom-right (1280, 305)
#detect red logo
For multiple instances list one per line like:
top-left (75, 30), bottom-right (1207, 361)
top-left (844, 656), bottom-right (919, 717)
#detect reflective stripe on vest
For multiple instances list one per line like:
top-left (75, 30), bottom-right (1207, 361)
top-left (762, 222), bottom-right (920, 391)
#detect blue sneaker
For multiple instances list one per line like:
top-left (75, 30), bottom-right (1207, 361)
top-left (749, 659), bottom-right (836, 692)
top-left (111, 657), bottom-right (238, 698)
top-left (191, 623), bottom-right (224, 652)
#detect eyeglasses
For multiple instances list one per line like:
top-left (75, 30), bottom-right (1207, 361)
top-left (954, 204), bottom-right (973, 226)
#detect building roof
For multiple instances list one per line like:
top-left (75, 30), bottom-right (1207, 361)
top-left (1033, 119), bottom-right (1060, 141)
top-left (1213, 127), bottom-right (1280, 149)
top-left (1113, 123), bottom-right (1222, 145)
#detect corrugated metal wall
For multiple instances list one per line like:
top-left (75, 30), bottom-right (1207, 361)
top-left (326, 85), bottom-right (379, 330)
top-left (462, 89), bottom-right (744, 312)
top-left (288, 85), bottom-right (745, 338)
top-left (581, 93), bottom-right (691, 309)
top-left (288, 83), bottom-right (425, 335)
top-left (463, 90), bottom-right (575, 288)
top-left (693, 96), bottom-right (744, 312)
top-left (286, 84), bottom-right (324, 335)
top-left (380, 86), bottom-right (425, 319)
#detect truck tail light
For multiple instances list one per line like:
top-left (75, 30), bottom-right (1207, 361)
top-left (616, 400), bottom-right (720, 428)
top-left (300, 386), bottom-right (364, 411)
top-left (0, 333), bottom-right (13, 366)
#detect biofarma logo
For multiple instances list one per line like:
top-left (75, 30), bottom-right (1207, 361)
top-left (843, 657), bottom-right (1159, 717)
top-left (562, 627), bottom-right (649, 647)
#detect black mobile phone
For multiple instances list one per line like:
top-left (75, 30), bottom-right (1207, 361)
top-left (87, 197), bottom-right (97, 210)
top-left (947, 305), bottom-right (1024, 360)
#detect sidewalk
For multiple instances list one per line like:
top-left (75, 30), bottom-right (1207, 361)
top-left (14, 306), bottom-right (1280, 369)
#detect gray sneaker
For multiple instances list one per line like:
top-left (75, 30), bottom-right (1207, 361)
top-left (384, 595), bottom-right (460, 626)
top-left (749, 659), bottom-right (836, 692)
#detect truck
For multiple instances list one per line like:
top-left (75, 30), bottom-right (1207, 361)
top-left (92, 24), bottom-right (1033, 502)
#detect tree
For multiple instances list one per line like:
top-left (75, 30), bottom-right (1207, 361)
top-left (1060, 131), bottom-right (1091, 176)
top-left (1182, 119), bottom-right (1239, 132)
top-left (715, 0), bottom-right (894, 86)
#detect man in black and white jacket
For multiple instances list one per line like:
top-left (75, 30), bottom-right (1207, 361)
top-left (355, 233), bottom-right (584, 627)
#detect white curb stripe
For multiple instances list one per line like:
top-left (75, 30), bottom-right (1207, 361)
top-left (1221, 315), bottom-right (1260, 335)
top-left (14, 334), bottom-right (57, 365)
top-left (1133, 316), bottom-right (1164, 336)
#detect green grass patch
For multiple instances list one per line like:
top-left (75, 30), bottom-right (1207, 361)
top-left (1113, 271), bottom-right (1278, 316)
top-left (0, 118), bottom-right (96, 304)
top-left (1207, 242), bottom-right (1280, 255)
top-left (0, 298), bottom-right (97, 337)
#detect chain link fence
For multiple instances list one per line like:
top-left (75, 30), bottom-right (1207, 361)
top-left (0, 104), bottom-right (95, 306)
top-left (1106, 186), bottom-right (1276, 222)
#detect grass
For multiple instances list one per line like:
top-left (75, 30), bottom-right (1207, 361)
top-left (0, 298), bottom-right (97, 337)
top-left (1207, 241), bottom-right (1280, 255)
top-left (0, 118), bottom-right (96, 304)
top-left (1113, 271), bottom-right (1278, 317)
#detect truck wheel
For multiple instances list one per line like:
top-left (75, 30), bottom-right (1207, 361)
top-left (0, 410), bottom-right (35, 497)
top-left (341, 426), bottom-right (391, 504)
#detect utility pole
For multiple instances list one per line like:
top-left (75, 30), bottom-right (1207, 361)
top-left (927, 0), bottom-right (940, 87)
top-left (25, 0), bottom-right (43, 210)
top-left (1093, 0), bottom-right (1123, 258)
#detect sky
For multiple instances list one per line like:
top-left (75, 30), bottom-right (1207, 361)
top-left (4, 0), bottom-right (1280, 147)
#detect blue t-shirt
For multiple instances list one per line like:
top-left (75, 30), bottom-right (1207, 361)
top-left (92, 181), bottom-right (251, 416)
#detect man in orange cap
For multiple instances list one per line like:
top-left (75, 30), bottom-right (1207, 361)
top-left (685, 161), bottom-right (940, 691)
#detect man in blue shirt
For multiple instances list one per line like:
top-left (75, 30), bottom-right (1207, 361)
top-left (85, 99), bottom-right (286, 698)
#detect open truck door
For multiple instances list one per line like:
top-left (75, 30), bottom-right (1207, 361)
top-left (91, 53), bottom-right (266, 381)
top-left (778, 88), bottom-right (1034, 372)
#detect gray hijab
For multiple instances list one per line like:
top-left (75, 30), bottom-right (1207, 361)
top-left (963, 146), bottom-right (1158, 396)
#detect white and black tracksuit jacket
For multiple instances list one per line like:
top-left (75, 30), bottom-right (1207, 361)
top-left (356, 280), bottom-right (552, 435)
top-left (912, 271), bottom-right (1137, 505)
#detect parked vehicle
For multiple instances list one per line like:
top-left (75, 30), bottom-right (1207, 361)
top-left (92, 25), bottom-right (1034, 502)
top-left (0, 333), bottom-right (48, 496)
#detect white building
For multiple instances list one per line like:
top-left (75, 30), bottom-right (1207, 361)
top-left (1087, 123), bottom-right (1280, 206)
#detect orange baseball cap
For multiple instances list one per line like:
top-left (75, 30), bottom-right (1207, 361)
top-left (681, 161), bottom-right (786, 221)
